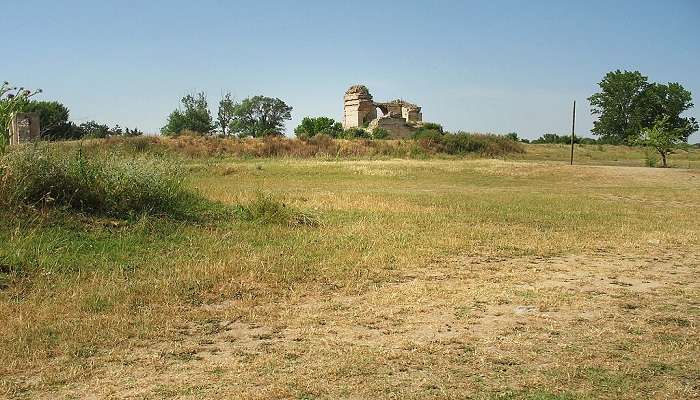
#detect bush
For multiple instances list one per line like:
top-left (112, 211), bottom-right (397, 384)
top-left (342, 127), bottom-right (370, 139)
top-left (416, 132), bottom-right (525, 156)
top-left (420, 122), bottom-right (444, 133)
top-left (412, 128), bottom-right (443, 141)
top-left (0, 145), bottom-right (209, 219)
top-left (371, 127), bottom-right (390, 139)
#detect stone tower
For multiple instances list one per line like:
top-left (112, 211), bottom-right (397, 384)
top-left (9, 112), bottom-right (41, 145)
top-left (343, 85), bottom-right (377, 129)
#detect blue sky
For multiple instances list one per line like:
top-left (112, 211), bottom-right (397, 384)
top-left (4, 0), bottom-right (699, 141)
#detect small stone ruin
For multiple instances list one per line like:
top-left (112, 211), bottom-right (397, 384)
top-left (9, 112), bottom-right (40, 145)
top-left (343, 85), bottom-right (423, 138)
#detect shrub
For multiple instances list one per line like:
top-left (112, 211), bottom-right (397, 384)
top-left (505, 132), bottom-right (519, 141)
top-left (0, 145), bottom-right (209, 219)
top-left (371, 127), bottom-right (390, 139)
top-left (342, 127), bottom-right (370, 139)
top-left (420, 122), bottom-right (444, 133)
top-left (412, 128), bottom-right (443, 142)
top-left (416, 132), bottom-right (525, 156)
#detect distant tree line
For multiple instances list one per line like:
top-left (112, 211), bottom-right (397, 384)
top-left (161, 92), bottom-right (293, 137)
top-left (517, 133), bottom-right (601, 145)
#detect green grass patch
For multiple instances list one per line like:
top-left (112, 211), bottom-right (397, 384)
top-left (0, 144), bottom-right (216, 219)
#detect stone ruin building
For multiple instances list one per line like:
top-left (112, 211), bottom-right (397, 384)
top-left (343, 85), bottom-right (423, 138)
top-left (8, 112), bottom-right (40, 145)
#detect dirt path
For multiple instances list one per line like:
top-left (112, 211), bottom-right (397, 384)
top-left (18, 249), bottom-right (700, 399)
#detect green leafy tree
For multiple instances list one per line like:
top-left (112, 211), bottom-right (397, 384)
top-left (228, 96), bottom-right (292, 137)
top-left (589, 70), bottom-right (697, 144)
top-left (161, 92), bottom-right (214, 135)
top-left (22, 100), bottom-right (71, 139)
top-left (589, 70), bottom-right (650, 144)
top-left (505, 132), bottom-right (519, 141)
top-left (636, 116), bottom-right (689, 167)
top-left (294, 116), bottom-right (342, 138)
top-left (643, 82), bottom-right (698, 140)
top-left (217, 92), bottom-right (236, 136)
top-left (79, 121), bottom-right (111, 138)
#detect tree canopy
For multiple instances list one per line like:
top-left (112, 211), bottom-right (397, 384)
top-left (589, 70), bottom-right (697, 144)
top-left (161, 92), bottom-right (214, 135)
top-left (294, 116), bottom-right (342, 138)
top-left (217, 93), bottom-right (236, 137)
top-left (22, 100), bottom-right (73, 139)
top-left (228, 96), bottom-right (292, 137)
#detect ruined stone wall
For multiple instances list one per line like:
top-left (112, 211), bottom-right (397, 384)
top-left (343, 85), bottom-right (376, 129)
top-left (9, 112), bottom-right (40, 145)
top-left (403, 108), bottom-right (422, 123)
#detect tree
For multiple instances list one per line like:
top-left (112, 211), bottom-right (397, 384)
top-left (228, 96), bottom-right (292, 138)
top-left (79, 121), bottom-right (111, 138)
top-left (644, 82), bottom-right (698, 140)
top-left (161, 92), bottom-right (214, 135)
top-left (589, 70), bottom-right (650, 144)
top-left (217, 92), bottom-right (236, 136)
top-left (589, 70), bottom-right (698, 144)
top-left (294, 116), bottom-right (342, 138)
top-left (636, 116), bottom-right (688, 167)
top-left (22, 100), bottom-right (71, 139)
top-left (505, 132), bottom-right (519, 141)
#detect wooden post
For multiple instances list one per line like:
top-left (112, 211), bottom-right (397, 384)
top-left (570, 100), bottom-right (576, 165)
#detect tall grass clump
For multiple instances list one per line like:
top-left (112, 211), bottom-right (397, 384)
top-left (236, 193), bottom-right (320, 227)
top-left (0, 145), bottom-right (210, 219)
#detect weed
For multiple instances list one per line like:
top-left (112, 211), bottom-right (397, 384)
top-left (0, 144), bottom-right (213, 219)
top-left (236, 193), bottom-right (320, 227)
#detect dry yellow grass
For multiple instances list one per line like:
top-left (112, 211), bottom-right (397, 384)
top-left (1, 155), bottom-right (698, 399)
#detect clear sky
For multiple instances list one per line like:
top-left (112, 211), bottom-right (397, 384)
top-left (4, 0), bottom-right (699, 141)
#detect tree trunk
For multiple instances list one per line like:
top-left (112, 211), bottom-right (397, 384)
top-left (661, 152), bottom-right (667, 168)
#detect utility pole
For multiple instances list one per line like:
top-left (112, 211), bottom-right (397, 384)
top-left (570, 100), bottom-right (576, 165)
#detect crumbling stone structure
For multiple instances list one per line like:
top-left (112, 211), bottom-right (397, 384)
top-left (343, 85), bottom-right (377, 129)
top-left (9, 112), bottom-right (40, 145)
top-left (343, 85), bottom-right (423, 138)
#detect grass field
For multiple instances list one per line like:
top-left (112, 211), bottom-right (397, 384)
top-left (0, 141), bottom-right (698, 399)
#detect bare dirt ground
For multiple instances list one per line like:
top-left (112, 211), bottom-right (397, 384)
top-left (24, 248), bottom-right (698, 399)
